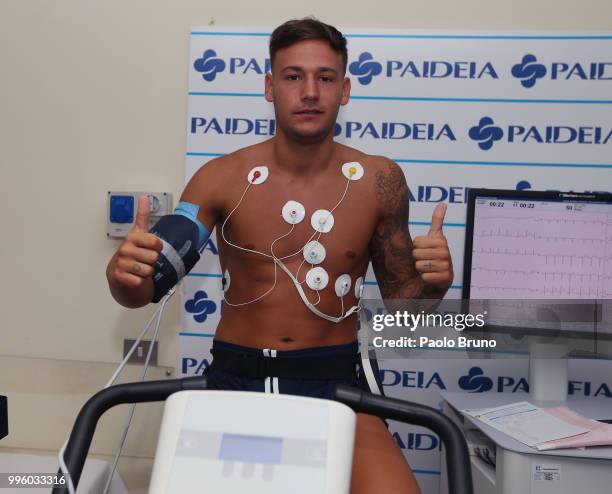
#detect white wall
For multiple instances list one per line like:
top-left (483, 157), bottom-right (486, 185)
top-left (1, 1), bottom-right (611, 492)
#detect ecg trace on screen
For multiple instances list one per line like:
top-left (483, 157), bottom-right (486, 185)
top-left (469, 198), bottom-right (612, 299)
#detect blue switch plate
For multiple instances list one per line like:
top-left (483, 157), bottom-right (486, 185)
top-left (109, 195), bottom-right (135, 224)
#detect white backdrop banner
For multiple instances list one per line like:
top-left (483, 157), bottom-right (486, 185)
top-left (180, 27), bottom-right (612, 493)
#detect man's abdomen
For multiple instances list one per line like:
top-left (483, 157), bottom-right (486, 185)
top-left (215, 277), bottom-right (360, 349)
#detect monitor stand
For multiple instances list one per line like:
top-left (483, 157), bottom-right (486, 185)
top-left (528, 342), bottom-right (568, 402)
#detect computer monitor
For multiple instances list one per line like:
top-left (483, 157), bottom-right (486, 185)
top-left (463, 188), bottom-right (612, 301)
top-left (462, 189), bottom-right (612, 400)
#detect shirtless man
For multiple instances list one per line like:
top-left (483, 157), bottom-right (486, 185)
top-left (106, 18), bottom-right (453, 494)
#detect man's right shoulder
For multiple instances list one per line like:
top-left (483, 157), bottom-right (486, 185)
top-left (190, 141), bottom-right (270, 182)
top-left (182, 142), bottom-right (271, 208)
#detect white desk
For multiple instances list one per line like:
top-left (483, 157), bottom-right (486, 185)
top-left (439, 392), bottom-right (612, 494)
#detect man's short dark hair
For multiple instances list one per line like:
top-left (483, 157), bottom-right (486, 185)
top-left (269, 18), bottom-right (348, 73)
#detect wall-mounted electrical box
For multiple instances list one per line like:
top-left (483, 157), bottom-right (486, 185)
top-left (107, 191), bottom-right (173, 238)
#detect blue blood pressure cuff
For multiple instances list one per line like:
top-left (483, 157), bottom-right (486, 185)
top-left (150, 201), bottom-right (210, 303)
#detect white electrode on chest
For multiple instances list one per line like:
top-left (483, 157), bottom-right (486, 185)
top-left (303, 241), bottom-right (326, 265)
top-left (248, 166), bottom-right (269, 185)
top-left (354, 277), bottom-right (364, 298)
top-left (334, 274), bottom-right (352, 297)
top-left (149, 391), bottom-right (356, 494)
top-left (222, 269), bottom-right (231, 292)
top-left (311, 210), bottom-right (335, 233)
top-left (306, 267), bottom-right (329, 290)
top-left (281, 200), bottom-right (306, 225)
top-left (341, 162), bottom-right (364, 181)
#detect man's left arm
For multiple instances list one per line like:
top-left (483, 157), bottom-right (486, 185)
top-left (370, 160), bottom-right (453, 300)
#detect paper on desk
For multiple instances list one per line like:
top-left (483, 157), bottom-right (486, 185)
top-left (536, 407), bottom-right (612, 450)
top-left (463, 401), bottom-right (589, 449)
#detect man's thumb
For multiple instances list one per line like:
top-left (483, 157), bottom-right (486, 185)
top-left (132, 195), bottom-right (151, 232)
top-left (428, 203), bottom-right (447, 237)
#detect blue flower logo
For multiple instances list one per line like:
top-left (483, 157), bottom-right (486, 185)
top-left (458, 367), bottom-right (494, 393)
top-left (511, 54), bottom-right (547, 88)
top-left (193, 49), bottom-right (226, 82)
top-left (185, 290), bottom-right (217, 323)
top-left (349, 52), bottom-right (383, 85)
top-left (516, 180), bottom-right (532, 191)
top-left (468, 116), bottom-right (504, 151)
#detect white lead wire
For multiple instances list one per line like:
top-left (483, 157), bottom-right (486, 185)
top-left (101, 291), bottom-right (172, 494)
top-left (58, 290), bottom-right (175, 494)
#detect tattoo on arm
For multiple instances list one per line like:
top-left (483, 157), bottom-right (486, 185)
top-left (370, 162), bottom-right (424, 299)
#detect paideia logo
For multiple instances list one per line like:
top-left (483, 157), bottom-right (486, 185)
top-left (511, 53), bottom-right (612, 88)
top-left (193, 50), bottom-right (271, 82)
top-left (380, 366), bottom-right (529, 393)
top-left (468, 116), bottom-right (612, 150)
top-left (348, 51), bottom-right (497, 85)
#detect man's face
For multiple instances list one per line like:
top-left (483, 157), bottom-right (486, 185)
top-left (265, 40), bottom-right (350, 144)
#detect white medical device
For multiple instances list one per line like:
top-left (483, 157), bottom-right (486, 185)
top-left (148, 391), bottom-right (357, 494)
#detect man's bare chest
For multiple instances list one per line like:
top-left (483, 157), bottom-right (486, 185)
top-left (219, 170), bottom-right (378, 267)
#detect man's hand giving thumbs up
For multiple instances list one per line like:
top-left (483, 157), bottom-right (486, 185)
top-left (411, 203), bottom-right (454, 292)
top-left (106, 196), bottom-right (162, 307)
